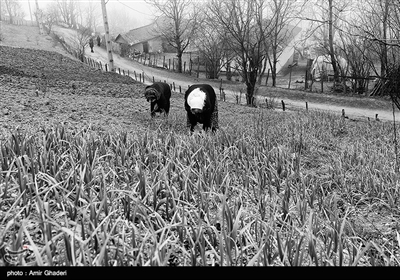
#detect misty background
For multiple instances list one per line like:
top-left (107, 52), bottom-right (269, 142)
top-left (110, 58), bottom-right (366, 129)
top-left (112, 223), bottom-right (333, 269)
top-left (18, 0), bottom-right (154, 33)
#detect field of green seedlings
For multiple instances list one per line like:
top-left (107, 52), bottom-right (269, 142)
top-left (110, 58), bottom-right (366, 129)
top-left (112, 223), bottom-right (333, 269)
top-left (0, 46), bottom-right (399, 267)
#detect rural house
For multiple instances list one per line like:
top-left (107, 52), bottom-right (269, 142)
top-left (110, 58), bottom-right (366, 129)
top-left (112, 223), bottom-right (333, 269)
top-left (114, 19), bottom-right (173, 58)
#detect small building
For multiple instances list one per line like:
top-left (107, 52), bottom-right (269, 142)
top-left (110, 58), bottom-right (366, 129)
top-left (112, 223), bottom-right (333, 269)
top-left (114, 20), bottom-right (173, 58)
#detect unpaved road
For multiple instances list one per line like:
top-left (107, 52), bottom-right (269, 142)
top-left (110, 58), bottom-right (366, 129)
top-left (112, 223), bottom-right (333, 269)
top-left (52, 25), bottom-right (400, 121)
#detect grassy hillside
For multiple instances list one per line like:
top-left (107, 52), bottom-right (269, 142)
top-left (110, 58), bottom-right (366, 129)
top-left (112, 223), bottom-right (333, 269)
top-left (0, 45), bottom-right (399, 267)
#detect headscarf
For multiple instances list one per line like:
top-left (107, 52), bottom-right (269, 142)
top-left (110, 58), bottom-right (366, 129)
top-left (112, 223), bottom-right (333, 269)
top-left (144, 87), bottom-right (161, 101)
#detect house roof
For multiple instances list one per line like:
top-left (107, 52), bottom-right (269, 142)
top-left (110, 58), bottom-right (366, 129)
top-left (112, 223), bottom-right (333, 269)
top-left (115, 18), bottom-right (167, 46)
top-left (282, 24), bottom-right (302, 45)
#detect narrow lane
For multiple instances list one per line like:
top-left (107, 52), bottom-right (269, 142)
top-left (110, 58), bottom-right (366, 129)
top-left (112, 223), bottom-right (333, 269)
top-left (52, 24), bottom-right (400, 122)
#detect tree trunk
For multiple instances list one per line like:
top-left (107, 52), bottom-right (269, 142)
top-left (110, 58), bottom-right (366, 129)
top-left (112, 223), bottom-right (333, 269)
top-left (269, 50), bottom-right (278, 87)
top-left (381, 0), bottom-right (389, 77)
top-left (246, 82), bottom-right (254, 105)
top-left (177, 52), bottom-right (183, 73)
top-left (245, 69), bottom-right (257, 106)
top-left (257, 58), bottom-right (268, 85)
top-left (271, 61), bottom-right (277, 87)
top-left (328, 0), bottom-right (339, 83)
top-left (5, 1), bottom-right (13, 24)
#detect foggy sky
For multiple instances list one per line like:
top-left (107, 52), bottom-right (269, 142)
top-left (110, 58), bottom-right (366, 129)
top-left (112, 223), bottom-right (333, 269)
top-left (19, 0), bottom-right (154, 29)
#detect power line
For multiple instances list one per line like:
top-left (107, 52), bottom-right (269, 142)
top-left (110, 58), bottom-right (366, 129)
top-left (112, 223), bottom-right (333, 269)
top-left (115, 0), bottom-right (153, 17)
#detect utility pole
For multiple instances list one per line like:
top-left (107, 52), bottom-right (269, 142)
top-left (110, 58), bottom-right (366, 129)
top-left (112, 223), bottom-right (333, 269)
top-left (101, 0), bottom-right (115, 72)
top-left (35, 0), bottom-right (44, 34)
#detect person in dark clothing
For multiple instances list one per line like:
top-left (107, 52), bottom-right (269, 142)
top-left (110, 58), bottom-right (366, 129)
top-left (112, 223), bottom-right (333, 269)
top-left (144, 82), bottom-right (171, 118)
top-left (89, 37), bottom-right (94, 53)
top-left (185, 84), bottom-right (219, 133)
top-left (96, 35), bottom-right (101, 47)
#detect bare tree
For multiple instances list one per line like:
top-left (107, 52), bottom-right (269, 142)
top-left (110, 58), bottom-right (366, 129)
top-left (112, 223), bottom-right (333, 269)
top-left (208, 0), bottom-right (270, 106)
top-left (75, 1), bottom-right (84, 28)
top-left (266, 0), bottom-right (304, 87)
top-left (301, 0), bottom-right (350, 83)
top-left (0, 1), bottom-right (5, 21)
top-left (42, 2), bottom-right (59, 34)
top-left (4, 0), bottom-right (25, 24)
top-left (337, 26), bottom-right (373, 94)
top-left (71, 0), bottom-right (101, 33)
top-left (107, 4), bottom-right (138, 35)
top-left (56, 0), bottom-right (77, 28)
top-left (146, 0), bottom-right (199, 73)
top-left (354, 0), bottom-right (400, 77)
top-left (85, 1), bottom-right (101, 33)
top-left (70, 27), bottom-right (92, 62)
top-left (194, 16), bottom-right (234, 79)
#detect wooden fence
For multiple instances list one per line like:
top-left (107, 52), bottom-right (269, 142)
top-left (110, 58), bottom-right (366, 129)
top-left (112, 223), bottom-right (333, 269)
top-left (49, 26), bottom-right (386, 122)
top-left (1, 16), bottom-right (36, 26)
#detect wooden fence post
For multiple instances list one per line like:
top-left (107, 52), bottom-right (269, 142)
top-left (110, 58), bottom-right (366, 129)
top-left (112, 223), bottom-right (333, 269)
top-left (219, 79), bottom-right (223, 99)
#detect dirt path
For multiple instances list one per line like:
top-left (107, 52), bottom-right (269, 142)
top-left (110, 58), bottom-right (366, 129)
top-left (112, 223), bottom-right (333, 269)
top-left (50, 25), bottom-right (400, 122)
top-left (85, 47), bottom-right (400, 121)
